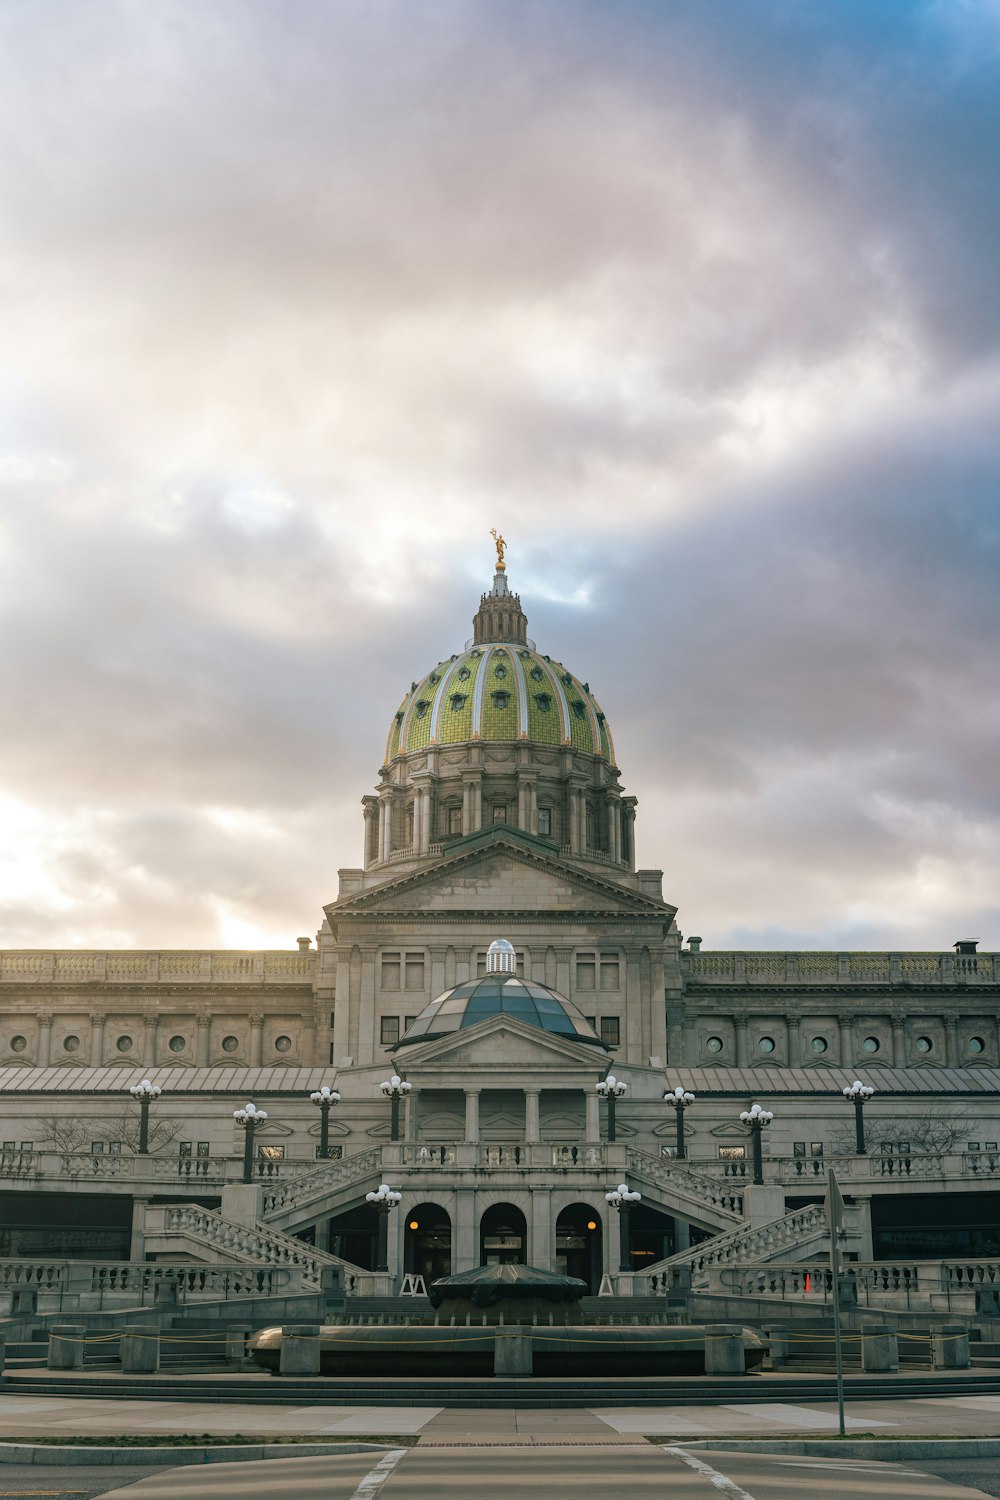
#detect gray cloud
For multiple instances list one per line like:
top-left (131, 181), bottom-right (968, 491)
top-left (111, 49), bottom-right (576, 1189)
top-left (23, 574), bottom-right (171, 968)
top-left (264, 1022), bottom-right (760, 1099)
top-left (0, 1), bottom-right (998, 949)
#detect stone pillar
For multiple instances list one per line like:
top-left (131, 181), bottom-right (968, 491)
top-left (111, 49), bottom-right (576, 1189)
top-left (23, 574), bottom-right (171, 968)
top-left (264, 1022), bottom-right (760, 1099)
top-left (362, 796), bottom-right (379, 867)
top-left (528, 1188), bottom-right (551, 1269)
top-left (555, 947), bottom-right (571, 999)
top-left (932, 1325), bottom-right (970, 1369)
top-left (568, 786), bottom-right (581, 855)
top-left (585, 1089), bottom-right (600, 1144)
top-left (37, 1013), bottom-right (52, 1068)
top-left (745, 1184), bottom-right (785, 1227)
top-left (838, 1013), bottom-right (854, 1068)
top-left (861, 1324), bottom-right (898, 1372)
top-left (944, 1019), bottom-right (959, 1068)
top-left (607, 795), bottom-right (620, 863)
top-left (524, 1088), bottom-right (540, 1143)
top-left (129, 1199), bottom-right (149, 1260)
top-left (622, 798), bottom-right (637, 870)
top-left (650, 952), bottom-right (668, 1069)
top-left (221, 1183), bottom-right (261, 1228)
top-left (704, 1325), bottom-right (745, 1375)
top-left (121, 1325), bottom-right (160, 1374)
top-left (891, 1016), bottom-right (906, 1068)
top-left (734, 1014), bottom-right (749, 1068)
top-left (625, 948), bottom-right (642, 1061)
top-left (464, 1089), bottom-right (481, 1145)
top-left (48, 1326), bottom-right (86, 1370)
top-left (517, 779), bottom-right (527, 830)
top-left (494, 1329), bottom-right (532, 1375)
top-left (89, 1013), bottom-right (106, 1067)
top-left (249, 1013), bottom-right (264, 1068)
top-left (404, 1087), bottom-right (420, 1143)
top-left (787, 1017), bottom-right (801, 1069)
top-left (142, 1015), bottom-right (158, 1069)
top-left (357, 945), bottom-right (378, 1065)
top-left (280, 1324), bottom-right (321, 1376)
top-left (472, 776), bottom-right (483, 832)
top-left (195, 1014), bottom-right (211, 1067)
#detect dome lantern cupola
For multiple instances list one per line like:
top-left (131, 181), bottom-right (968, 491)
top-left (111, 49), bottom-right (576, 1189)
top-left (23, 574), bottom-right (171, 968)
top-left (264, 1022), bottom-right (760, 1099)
top-left (473, 530), bottom-right (528, 646)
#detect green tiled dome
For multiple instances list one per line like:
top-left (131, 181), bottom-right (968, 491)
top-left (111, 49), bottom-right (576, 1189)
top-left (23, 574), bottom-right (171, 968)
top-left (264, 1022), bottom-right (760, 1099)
top-left (385, 644), bottom-right (615, 764)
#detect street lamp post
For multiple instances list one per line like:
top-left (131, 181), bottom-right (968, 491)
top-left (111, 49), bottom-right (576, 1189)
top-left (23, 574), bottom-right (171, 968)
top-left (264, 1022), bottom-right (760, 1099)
top-left (127, 1078), bottom-right (162, 1154)
top-left (366, 1182), bottom-right (402, 1273)
top-left (739, 1102), bottom-right (774, 1185)
top-left (605, 1182), bottom-right (642, 1273)
top-left (842, 1079), bottom-right (875, 1154)
top-left (596, 1074), bottom-right (628, 1143)
top-left (378, 1074), bottom-right (412, 1143)
top-left (664, 1085), bottom-right (695, 1159)
top-left (309, 1084), bottom-right (341, 1159)
top-left (233, 1102), bottom-right (268, 1184)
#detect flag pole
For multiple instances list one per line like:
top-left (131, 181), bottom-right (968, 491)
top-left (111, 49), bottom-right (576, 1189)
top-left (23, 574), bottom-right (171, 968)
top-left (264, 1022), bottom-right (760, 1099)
top-left (827, 1166), bottom-right (846, 1437)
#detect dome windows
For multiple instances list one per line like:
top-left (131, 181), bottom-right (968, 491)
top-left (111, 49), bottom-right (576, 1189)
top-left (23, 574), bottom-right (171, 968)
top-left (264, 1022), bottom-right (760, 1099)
top-left (571, 699), bottom-right (586, 719)
top-left (414, 700), bottom-right (430, 718)
top-left (492, 690), bottom-right (510, 709)
top-left (561, 672), bottom-right (573, 687)
top-left (450, 694), bottom-right (467, 711)
top-left (458, 667), bottom-right (471, 681)
top-left (530, 666), bottom-right (543, 681)
top-left (534, 693), bottom-right (552, 712)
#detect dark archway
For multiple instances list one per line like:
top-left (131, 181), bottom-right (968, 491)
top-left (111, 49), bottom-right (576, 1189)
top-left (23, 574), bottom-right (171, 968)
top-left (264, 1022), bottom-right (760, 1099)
top-left (627, 1201), bottom-right (677, 1269)
top-left (404, 1201), bottom-right (452, 1282)
top-left (324, 1202), bottom-right (382, 1270)
top-left (479, 1202), bottom-right (527, 1266)
top-left (555, 1202), bottom-right (602, 1292)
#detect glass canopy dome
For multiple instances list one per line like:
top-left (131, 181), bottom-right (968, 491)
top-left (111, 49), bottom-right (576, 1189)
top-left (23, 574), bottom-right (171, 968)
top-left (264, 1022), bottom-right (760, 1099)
top-left (395, 974), bottom-right (607, 1050)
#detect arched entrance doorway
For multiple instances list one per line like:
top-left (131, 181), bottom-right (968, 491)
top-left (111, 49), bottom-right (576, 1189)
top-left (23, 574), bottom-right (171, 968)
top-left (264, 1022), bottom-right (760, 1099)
top-left (404, 1202), bottom-right (452, 1282)
top-left (625, 1201), bottom-right (676, 1270)
top-left (479, 1202), bottom-right (527, 1266)
top-left (555, 1203), bottom-right (602, 1292)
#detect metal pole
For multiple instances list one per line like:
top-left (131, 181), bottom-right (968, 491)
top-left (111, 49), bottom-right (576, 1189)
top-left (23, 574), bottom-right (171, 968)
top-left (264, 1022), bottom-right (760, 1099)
top-left (319, 1103), bottom-right (330, 1159)
top-left (751, 1126), bottom-right (763, 1185)
top-left (618, 1206), bottom-right (630, 1272)
top-left (828, 1167), bottom-right (846, 1437)
top-left (138, 1097), bottom-right (150, 1155)
top-left (676, 1108), bottom-right (685, 1160)
top-left (376, 1208), bottom-right (390, 1272)
top-left (242, 1122), bottom-right (254, 1184)
top-left (390, 1092), bottom-right (400, 1143)
top-left (854, 1099), bottom-right (866, 1154)
top-left (607, 1092), bottom-right (616, 1144)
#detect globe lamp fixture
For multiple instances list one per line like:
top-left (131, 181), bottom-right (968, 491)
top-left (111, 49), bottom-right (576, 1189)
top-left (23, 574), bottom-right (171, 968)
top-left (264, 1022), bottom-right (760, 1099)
top-left (127, 1078), bottom-right (162, 1155)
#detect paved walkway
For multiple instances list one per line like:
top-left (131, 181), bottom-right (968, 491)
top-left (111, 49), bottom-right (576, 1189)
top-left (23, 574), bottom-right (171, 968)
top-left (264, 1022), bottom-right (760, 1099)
top-left (1, 1389), bottom-right (1000, 1441)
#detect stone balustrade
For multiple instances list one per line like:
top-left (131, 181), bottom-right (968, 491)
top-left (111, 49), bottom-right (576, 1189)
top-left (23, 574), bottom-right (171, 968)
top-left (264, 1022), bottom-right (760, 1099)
top-left (0, 1147), bottom-right (291, 1189)
top-left (0, 1257), bottom-right (298, 1313)
top-left (697, 1150), bottom-right (1000, 1186)
top-left (0, 950), bottom-right (316, 984)
top-left (685, 949), bottom-right (999, 984)
top-left (711, 1255), bottom-right (1000, 1315)
top-left (644, 1203), bottom-right (833, 1291)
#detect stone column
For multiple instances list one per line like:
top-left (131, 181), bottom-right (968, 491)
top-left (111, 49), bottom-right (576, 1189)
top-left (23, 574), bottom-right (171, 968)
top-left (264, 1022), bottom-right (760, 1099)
top-left (357, 947), bottom-right (378, 1066)
top-left (944, 1018), bottom-right (959, 1068)
top-left (555, 947), bottom-right (572, 998)
top-left (249, 1013), bottom-right (264, 1067)
top-left (89, 1014), bottom-right (106, 1067)
top-left (607, 795), bottom-right (620, 863)
top-left (362, 795), bottom-right (379, 866)
top-left (517, 779), bottom-right (527, 830)
top-left (786, 1017), bottom-right (801, 1069)
top-left (524, 1088), bottom-right (540, 1143)
top-left (838, 1013), bottom-right (854, 1069)
top-left (464, 1089), bottom-right (480, 1145)
top-left (142, 1015), bottom-right (158, 1069)
top-left (625, 949), bottom-right (642, 1061)
top-left (379, 793), bottom-right (393, 860)
top-left (568, 786), bottom-right (581, 855)
top-left (891, 1015), bottom-right (906, 1068)
top-left (585, 1088), bottom-right (600, 1144)
top-left (37, 1013), bottom-right (52, 1068)
top-left (404, 1087), bottom-right (420, 1143)
top-left (195, 1014), bottom-right (211, 1068)
top-left (528, 1188), bottom-right (551, 1268)
top-left (734, 1013), bottom-right (749, 1068)
top-left (622, 798), bottom-right (637, 870)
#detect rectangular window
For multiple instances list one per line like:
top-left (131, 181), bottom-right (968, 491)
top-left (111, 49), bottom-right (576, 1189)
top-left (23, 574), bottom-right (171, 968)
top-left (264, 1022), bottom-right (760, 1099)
top-left (2, 1141), bottom-right (14, 1151)
top-left (537, 808), bottom-right (552, 837)
top-left (718, 1145), bottom-right (746, 1161)
top-left (257, 1144), bottom-right (285, 1160)
top-left (600, 1016), bottom-right (620, 1048)
top-left (404, 1015), bottom-right (417, 1029)
top-left (381, 952), bottom-right (401, 991)
top-left (90, 1141), bottom-right (104, 1155)
top-left (404, 952), bottom-right (425, 991)
top-left (178, 1141), bottom-right (192, 1158)
top-left (968, 1141), bottom-right (981, 1152)
top-left (329, 1042), bottom-right (337, 1065)
top-left (329, 1010), bottom-right (336, 1029)
top-left (585, 1017), bottom-right (596, 1031)
top-left (196, 1142), bottom-right (210, 1157)
top-left (448, 806), bottom-right (462, 835)
top-left (600, 955), bottom-right (620, 990)
top-left (793, 1141), bottom-right (806, 1158)
top-left (576, 954), bottom-right (596, 990)
top-left (492, 804), bottom-right (507, 823)
top-left (810, 1141), bottom-right (824, 1158)
top-left (20, 1140), bottom-right (32, 1151)
top-left (108, 1140), bottom-right (122, 1156)
top-left (315, 1143), bottom-right (344, 1160)
top-left (380, 1015), bottom-right (400, 1047)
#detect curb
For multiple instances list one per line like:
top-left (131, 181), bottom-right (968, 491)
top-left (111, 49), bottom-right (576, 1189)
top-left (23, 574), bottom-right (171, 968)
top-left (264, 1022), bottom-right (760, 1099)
top-left (0, 1441), bottom-right (392, 1467)
top-left (685, 1439), bottom-right (1000, 1460)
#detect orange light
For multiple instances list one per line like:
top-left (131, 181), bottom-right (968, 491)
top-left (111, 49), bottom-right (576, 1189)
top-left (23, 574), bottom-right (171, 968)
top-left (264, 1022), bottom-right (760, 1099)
top-left (586, 1221), bottom-right (597, 1230)
top-left (408, 1220), bottom-right (419, 1230)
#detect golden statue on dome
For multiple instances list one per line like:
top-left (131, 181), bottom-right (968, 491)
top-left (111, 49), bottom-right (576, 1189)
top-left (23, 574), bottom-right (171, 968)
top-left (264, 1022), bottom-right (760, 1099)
top-left (490, 528), bottom-right (507, 571)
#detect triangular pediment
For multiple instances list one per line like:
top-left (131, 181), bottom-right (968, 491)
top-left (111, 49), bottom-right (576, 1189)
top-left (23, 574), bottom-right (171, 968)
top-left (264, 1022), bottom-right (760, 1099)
top-left (328, 828), bottom-right (672, 920)
top-left (393, 1013), bottom-right (606, 1077)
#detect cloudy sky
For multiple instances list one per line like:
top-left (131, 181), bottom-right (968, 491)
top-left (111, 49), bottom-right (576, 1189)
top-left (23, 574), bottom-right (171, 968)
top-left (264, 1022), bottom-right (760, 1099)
top-left (1, 0), bottom-right (998, 954)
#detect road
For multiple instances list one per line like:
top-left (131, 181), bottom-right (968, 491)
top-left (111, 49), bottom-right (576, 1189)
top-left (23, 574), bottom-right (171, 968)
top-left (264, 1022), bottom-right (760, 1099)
top-left (86, 1443), bottom-right (996, 1499)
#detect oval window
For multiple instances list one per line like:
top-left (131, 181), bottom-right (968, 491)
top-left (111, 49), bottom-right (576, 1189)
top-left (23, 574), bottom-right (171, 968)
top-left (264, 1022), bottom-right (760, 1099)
top-left (810, 1036), bottom-right (828, 1054)
top-left (63, 1035), bottom-right (80, 1053)
top-left (168, 1034), bottom-right (186, 1053)
top-left (274, 1035), bottom-right (292, 1052)
top-left (10, 1035), bottom-right (26, 1053)
top-left (116, 1035), bottom-right (134, 1053)
top-left (915, 1036), bottom-right (933, 1054)
top-left (705, 1036), bottom-right (724, 1054)
top-left (758, 1036), bottom-right (775, 1054)
top-left (221, 1035), bottom-right (239, 1053)
top-left (862, 1036), bottom-right (880, 1053)
top-left (968, 1036), bottom-right (985, 1055)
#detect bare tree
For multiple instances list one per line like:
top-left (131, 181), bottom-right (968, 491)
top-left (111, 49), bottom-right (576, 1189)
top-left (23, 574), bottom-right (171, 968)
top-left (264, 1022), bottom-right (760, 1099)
top-left (830, 1107), bottom-right (980, 1157)
top-left (29, 1105), bottom-right (185, 1155)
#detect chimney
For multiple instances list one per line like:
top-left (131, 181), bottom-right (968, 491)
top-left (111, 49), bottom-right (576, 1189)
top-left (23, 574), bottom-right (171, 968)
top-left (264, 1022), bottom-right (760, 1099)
top-left (296, 936), bottom-right (312, 952)
top-left (953, 939), bottom-right (978, 954)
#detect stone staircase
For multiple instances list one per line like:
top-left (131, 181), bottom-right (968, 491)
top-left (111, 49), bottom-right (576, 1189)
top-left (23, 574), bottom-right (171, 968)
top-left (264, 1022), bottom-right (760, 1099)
top-left (643, 1204), bottom-right (836, 1292)
top-left (143, 1203), bottom-right (371, 1291)
top-left (261, 1147), bottom-right (384, 1233)
top-left (624, 1147), bottom-right (744, 1229)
